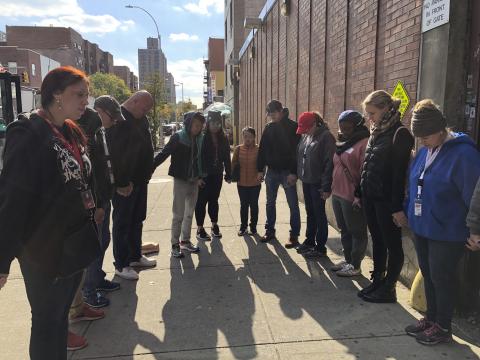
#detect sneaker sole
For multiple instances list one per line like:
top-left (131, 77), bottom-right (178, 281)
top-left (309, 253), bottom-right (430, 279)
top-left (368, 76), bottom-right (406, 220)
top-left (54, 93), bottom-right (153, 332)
top-left (416, 337), bottom-right (452, 346)
top-left (114, 273), bottom-right (139, 281)
top-left (406, 330), bottom-right (423, 337)
top-left (83, 301), bottom-right (109, 309)
top-left (196, 235), bottom-right (211, 241)
top-left (96, 286), bottom-right (120, 292)
top-left (285, 243), bottom-right (299, 249)
top-left (180, 248), bottom-right (200, 253)
top-left (67, 343), bottom-right (88, 351)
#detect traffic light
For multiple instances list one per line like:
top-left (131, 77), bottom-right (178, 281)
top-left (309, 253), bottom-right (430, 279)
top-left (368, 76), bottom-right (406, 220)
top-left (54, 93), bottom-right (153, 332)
top-left (21, 71), bottom-right (29, 83)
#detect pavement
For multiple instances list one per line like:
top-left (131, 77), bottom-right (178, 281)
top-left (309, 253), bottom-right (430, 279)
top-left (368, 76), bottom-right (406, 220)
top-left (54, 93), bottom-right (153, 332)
top-left (1, 160), bottom-right (480, 360)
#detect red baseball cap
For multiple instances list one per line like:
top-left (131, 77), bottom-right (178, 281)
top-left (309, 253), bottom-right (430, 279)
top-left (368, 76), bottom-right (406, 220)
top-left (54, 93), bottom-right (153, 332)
top-left (297, 112), bottom-right (317, 134)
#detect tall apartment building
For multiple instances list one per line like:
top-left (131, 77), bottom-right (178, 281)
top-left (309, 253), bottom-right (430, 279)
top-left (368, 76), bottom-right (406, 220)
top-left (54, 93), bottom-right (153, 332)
top-left (203, 38), bottom-right (225, 108)
top-left (165, 72), bottom-right (176, 105)
top-left (113, 65), bottom-right (139, 92)
top-left (138, 37), bottom-right (167, 90)
top-left (84, 40), bottom-right (113, 74)
top-left (224, 0), bottom-right (264, 142)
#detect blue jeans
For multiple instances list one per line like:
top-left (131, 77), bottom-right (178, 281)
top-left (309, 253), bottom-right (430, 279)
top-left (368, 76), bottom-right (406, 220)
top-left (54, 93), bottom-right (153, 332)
top-left (20, 259), bottom-right (82, 360)
top-left (112, 183), bottom-right (148, 270)
top-left (414, 234), bottom-right (465, 330)
top-left (302, 182), bottom-right (328, 252)
top-left (265, 169), bottom-right (300, 236)
top-left (83, 202), bottom-right (111, 297)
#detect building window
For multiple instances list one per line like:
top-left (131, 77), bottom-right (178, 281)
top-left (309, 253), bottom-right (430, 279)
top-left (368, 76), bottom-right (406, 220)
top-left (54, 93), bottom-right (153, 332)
top-left (7, 62), bottom-right (17, 74)
top-left (31, 63), bottom-right (36, 76)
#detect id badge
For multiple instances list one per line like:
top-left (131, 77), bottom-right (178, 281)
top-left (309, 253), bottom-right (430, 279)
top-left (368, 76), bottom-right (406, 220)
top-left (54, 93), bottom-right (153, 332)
top-left (81, 189), bottom-right (96, 210)
top-left (414, 198), bottom-right (422, 217)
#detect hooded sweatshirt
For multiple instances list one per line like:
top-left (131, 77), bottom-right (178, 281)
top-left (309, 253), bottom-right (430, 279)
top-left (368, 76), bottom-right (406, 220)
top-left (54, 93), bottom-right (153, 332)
top-left (406, 133), bottom-right (480, 242)
top-left (153, 112), bottom-right (205, 180)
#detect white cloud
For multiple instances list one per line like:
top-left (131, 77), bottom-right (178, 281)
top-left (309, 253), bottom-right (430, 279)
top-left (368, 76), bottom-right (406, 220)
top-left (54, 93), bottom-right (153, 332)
top-left (3, 0), bottom-right (135, 35)
top-left (168, 58), bottom-right (205, 108)
top-left (172, 6), bottom-right (184, 12)
top-left (169, 33), bottom-right (199, 42)
top-left (182, 0), bottom-right (223, 16)
top-left (114, 58), bottom-right (138, 77)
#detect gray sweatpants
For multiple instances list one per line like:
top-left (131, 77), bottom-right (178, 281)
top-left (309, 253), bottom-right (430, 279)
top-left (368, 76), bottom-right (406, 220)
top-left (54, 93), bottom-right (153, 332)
top-left (171, 178), bottom-right (199, 245)
top-left (331, 195), bottom-right (368, 269)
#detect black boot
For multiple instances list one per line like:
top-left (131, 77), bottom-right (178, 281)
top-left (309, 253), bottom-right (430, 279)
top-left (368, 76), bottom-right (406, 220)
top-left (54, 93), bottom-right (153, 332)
top-left (357, 271), bottom-right (385, 298)
top-left (362, 280), bottom-right (397, 303)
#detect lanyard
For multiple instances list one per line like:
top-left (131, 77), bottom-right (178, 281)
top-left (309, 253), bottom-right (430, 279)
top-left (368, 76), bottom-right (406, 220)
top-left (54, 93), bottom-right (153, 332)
top-left (417, 146), bottom-right (442, 198)
top-left (301, 135), bottom-right (313, 177)
top-left (99, 128), bottom-right (115, 185)
top-left (39, 110), bottom-right (85, 171)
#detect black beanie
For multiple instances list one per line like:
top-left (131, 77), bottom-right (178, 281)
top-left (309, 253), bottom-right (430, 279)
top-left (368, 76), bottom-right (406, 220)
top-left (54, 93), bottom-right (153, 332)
top-left (411, 105), bottom-right (447, 137)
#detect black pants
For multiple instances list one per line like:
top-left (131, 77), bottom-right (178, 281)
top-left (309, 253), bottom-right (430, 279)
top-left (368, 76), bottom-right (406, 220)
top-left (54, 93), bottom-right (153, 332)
top-left (237, 185), bottom-right (261, 228)
top-left (414, 235), bottom-right (465, 330)
top-left (112, 183), bottom-right (148, 270)
top-left (363, 197), bottom-right (404, 283)
top-left (20, 260), bottom-right (83, 360)
top-left (195, 173), bottom-right (223, 226)
top-left (302, 182), bottom-right (328, 252)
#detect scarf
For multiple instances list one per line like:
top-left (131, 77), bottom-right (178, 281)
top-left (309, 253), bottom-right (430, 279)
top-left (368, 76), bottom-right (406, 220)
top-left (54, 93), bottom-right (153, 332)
top-left (370, 108), bottom-right (401, 139)
top-left (178, 128), bottom-right (205, 179)
top-left (336, 125), bottom-right (370, 154)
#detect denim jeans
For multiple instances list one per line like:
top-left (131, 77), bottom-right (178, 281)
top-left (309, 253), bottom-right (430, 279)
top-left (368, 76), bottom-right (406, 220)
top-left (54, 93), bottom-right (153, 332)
top-left (112, 183), bottom-right (148, 270)
top-left (414, 234), bottom-right (465, 330)
top-left (237, 185), bottom-right (261, 228)
top-left (302, 182), bottom-right (328, 252)
top-left (20, 259), bottom-right (82, 360)
top-left (83, 202), bottom-right (111, 297)
top-left (265, 169), bottom-right (301, 236)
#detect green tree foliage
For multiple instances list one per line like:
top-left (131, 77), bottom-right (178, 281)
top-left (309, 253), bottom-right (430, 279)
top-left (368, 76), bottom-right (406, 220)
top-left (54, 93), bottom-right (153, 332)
top-left (89, 72), bottom-right (131, 104)
top-left (144, 72), bottom-right (167, 149)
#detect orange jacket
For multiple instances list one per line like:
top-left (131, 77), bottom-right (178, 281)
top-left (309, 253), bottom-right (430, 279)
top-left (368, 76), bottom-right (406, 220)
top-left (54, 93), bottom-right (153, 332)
top-left (232, 144), bottom-right (261, 187)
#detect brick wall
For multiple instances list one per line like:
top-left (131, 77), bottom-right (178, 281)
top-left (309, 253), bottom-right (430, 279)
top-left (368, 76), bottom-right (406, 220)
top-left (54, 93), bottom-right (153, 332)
top-left (238, 0), bottom-right (422, 136)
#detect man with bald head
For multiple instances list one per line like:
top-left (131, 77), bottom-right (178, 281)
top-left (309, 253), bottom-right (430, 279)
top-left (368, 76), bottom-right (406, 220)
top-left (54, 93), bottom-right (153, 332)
top-left (111, 91), bottom-right (156, 281)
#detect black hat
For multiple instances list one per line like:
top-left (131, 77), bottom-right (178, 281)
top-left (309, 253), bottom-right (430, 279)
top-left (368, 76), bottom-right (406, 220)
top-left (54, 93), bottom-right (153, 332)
top-left (94, 95), bottom-right (125, 121)
top-left (266, 100), bottom-right (283, 114)
top-left (207, 110), bottom-right (222, 124)
top-left (411, 104), bottom-right (447, 137)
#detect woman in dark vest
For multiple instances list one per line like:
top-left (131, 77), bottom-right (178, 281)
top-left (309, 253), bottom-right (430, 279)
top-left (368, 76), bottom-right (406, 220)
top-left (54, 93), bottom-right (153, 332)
top-left (358, 90), bottom-right (414, 303)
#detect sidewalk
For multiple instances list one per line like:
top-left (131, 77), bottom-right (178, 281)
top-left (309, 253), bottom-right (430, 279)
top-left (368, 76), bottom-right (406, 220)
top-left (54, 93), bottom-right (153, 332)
top-left (1, 160), bottom-right (479, 359)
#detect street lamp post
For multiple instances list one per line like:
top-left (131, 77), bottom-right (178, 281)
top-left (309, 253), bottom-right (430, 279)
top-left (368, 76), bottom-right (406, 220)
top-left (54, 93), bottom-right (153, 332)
top-left (126, 4), bottom-right (164, 148)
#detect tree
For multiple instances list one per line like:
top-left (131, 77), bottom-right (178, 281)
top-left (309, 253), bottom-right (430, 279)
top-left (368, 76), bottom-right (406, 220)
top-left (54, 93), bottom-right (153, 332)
top-left (144, 72), bottom-right (167, 149)
top-left (175, 98), bottom-right (197, 120)
top-left (89, 72), bottom-right (131, 103)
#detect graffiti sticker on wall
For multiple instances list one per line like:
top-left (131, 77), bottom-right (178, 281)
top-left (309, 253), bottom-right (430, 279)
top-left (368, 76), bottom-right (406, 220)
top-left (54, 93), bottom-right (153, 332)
top-left (392, 81), bottom-right (410, 119)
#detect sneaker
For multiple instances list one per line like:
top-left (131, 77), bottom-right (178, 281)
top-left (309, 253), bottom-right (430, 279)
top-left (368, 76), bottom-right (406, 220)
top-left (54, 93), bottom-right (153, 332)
top-left (180, 241), bottom-right (200, 253)
top-left (211, 224), bottom-right (222, 238)
top-left (83, 291), bottom-right (110, 309)
top-left (96, 279), bottom-right (121, 292)
top-left (304, 249), bottom-right (328, 259)
top-left (405, 318), bottom-right (434, 337)
top-left (70, 304), bottom-right (105, 324)
top-left (362, 282), bottom-right (397, 303)
top-left (67, 331), bottom-right (88, 351)
top-left (115, 267), bottom-right (139, 281)
top-left (416, 323), bottom-right (452, 345)
top-left (331, 261), bottom-right (348, 272)
top-left (249, 225), bottom-right (257, 235)
top-left (260, 231), bottom-right (276, 243)
top-left (285, 235), bottom-right (300, 249)
top-left (171, 244), bottom-right (184, 258)
top-left (357, 271), bottom-right (385, 298)
top-left (130, 255), bottom-right (157, 268)
top-left (238, 226), bottom-right (247, 236)
top-left (336, 264), bottom-right (361, 277)
top-left (196, 228), bottom-right (211, 241)
top-left (296, 242), bottom-right (314, 254)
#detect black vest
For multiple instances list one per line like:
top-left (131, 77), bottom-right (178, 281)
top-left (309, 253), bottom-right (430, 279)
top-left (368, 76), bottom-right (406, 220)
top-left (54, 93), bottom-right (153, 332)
top-left (360, 122), bottom-right (403, 201)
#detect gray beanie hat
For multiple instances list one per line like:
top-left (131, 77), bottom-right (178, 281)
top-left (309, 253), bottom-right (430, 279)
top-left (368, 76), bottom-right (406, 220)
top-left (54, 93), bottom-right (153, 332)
top-left (411, 102), bottom-right (447, 137)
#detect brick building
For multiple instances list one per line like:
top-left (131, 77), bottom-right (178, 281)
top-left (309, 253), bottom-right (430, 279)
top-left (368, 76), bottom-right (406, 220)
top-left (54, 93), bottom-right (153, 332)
top-left (138, 37), bottom-right (168, 90)
top-left (224, 0), bottom-right (265, 143)
top-left (113, 65), bottom-right (139, 92)
top-left (84, 40), bottom-right (114, 74)
top-left (204, 38), bottom-right (225, 108)
top-left (238, 0), bottom-right (480, 144)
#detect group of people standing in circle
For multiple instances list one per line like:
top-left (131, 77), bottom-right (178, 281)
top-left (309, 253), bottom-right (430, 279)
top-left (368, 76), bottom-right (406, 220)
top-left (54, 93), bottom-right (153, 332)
top-left (0, 64), bottom-right (480, 360)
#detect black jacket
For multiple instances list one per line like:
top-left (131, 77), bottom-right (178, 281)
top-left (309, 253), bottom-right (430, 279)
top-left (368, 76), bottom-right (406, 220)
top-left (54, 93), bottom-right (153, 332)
top-left (0, 113), bottom-right (99, 276)
top-left (202, 132), bottom-right (232, 180)
top-left (360, 122), bottom-right (414, 212)
top-left (257, 115), bottom-right (300, 174)
top-left (297, 124), bottom-right (336, 192)
top-left (76, 107), bottom-right (101, 153)
top-left (122, 107), bottom-right (154, 185)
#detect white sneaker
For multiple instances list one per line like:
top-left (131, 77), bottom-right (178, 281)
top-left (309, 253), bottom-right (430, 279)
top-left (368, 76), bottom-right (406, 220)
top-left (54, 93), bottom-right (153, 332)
top-left (336, 264), bottom-right (361, 277)
top-left (115, 267), bottom-right (139, 281)
top-left (130, 255), bottom-right (157, 268)
top-left (330, 261), bottom-right (348, 272)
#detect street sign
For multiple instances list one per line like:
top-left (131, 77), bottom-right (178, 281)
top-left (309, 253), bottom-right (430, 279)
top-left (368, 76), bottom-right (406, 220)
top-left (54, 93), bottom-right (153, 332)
top-left (392, 81), bottom-right (410, 118)
top-left (422, 0), bottom-right (450, 33)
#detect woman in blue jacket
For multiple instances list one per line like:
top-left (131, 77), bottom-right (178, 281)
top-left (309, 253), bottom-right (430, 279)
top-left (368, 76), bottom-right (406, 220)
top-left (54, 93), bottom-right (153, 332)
top-left (405, 100), bottom-right (480, 346)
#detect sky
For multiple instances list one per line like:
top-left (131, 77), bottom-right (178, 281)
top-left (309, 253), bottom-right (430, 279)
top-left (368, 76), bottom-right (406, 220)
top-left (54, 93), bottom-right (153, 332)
top-left (1, 0), bottom-right (225, 107)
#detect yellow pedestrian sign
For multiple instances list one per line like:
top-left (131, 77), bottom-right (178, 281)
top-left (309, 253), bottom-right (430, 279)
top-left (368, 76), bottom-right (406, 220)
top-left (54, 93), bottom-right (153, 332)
top-left (392, 81), bottom-right (410, 118)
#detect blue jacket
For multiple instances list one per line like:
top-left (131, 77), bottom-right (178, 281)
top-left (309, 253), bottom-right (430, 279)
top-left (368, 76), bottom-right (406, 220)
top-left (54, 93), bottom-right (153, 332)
top-left (406, 133), bottom-right (480, 242)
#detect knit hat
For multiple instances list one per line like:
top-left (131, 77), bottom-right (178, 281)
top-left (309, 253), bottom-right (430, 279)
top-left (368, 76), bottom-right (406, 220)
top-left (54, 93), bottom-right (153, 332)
top-left (94, 95), bottom-right (125, 121)
top-left (207, 110), bottom-right (222, 124)
top-left (266, 100), bottom-right (283, 114)
top-left (338, 110), bottom-right (364, 126)
top-left (297, 112), bottom-right (316, 134)
top-left (411, 102), bottom-right (447, 137)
